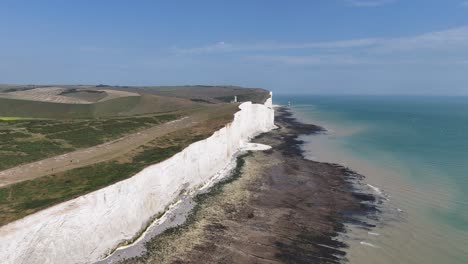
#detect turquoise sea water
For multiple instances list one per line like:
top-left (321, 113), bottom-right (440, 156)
top-left (275, 95), bottom-right (468, 263)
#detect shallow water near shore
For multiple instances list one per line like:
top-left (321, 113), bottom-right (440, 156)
top-left (275, 95), bottom-right (468, 264)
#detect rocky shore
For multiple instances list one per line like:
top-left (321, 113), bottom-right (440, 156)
top-left (120, 107), bottom-right (378, 264)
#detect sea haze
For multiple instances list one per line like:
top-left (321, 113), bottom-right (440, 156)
top-left (275, 94), bottom-right (468, 264)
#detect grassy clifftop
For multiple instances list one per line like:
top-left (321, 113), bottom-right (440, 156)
top-left (0, 85), bottom-right (270, 119)
top-left (0, 104), bottom-right (239, 226)
top-left (125, 85), bottom-right (270, 104)
top-left (0, 85), bottom-right (270, 226)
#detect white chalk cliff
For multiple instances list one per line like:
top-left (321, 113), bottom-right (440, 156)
top-left (0, 93), bottom-right (275, 264)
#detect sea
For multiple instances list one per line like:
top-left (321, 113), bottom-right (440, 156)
top-left (274, 95), bottom-right (468, 264)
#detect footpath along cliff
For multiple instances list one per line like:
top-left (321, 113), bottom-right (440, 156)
top-left (0, 93), bottom-right (275, 264)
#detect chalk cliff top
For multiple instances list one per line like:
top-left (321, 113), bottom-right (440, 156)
top-left (0, 85), bottom-right (271, 228)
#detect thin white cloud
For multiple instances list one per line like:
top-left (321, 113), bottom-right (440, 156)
top-left (174, 26), bottom-right (468, 55)
top-left (174, 39), bottom-right (379, 55)
top-left (372, 26), bottom-right (468, 53)
top-left (246, 55), bottom-right (370, 66)
top-left (346, 0), bottom-right (396, 7)
top-left (245, 55), bottom-right (428, 66)
top-left (462, 1), bottom-right (468, 6)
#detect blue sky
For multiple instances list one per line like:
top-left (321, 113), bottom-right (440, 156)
top-left (1, 0), bottom-right (468, 94)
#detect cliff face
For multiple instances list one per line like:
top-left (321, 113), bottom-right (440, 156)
top-left (0, 94), bottom-right (275, 264)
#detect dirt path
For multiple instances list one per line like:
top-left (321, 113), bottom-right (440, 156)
top-left (0, 116), bottom-right (199, 187)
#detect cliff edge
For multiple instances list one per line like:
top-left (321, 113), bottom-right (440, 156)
top-left (0, 93), bottom-right (275, 264)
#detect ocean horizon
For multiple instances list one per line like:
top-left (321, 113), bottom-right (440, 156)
top-left (275, 94), bottom-right (468, 264)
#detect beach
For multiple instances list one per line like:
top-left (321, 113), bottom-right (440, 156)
top-left (114, 107), bottom-right (378, 264)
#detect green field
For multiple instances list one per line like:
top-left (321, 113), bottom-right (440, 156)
top-left (0, 105), bottom-right (237, 226)
top-left (0, 113), bottom-right (179, 170)
top-left (0, 94), bottom-right (193, 119)
top-left (117, 85), bottom-right (270, 104)
top-left (0, 85), bottom-right (269, 226)
top-left (0, 85), bottom-right (270, 119)
top-left (0, 117), bottom-right (32, 121)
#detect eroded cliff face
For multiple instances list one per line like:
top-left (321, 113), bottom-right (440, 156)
top-left (0, 94), bottom-right (275, 264)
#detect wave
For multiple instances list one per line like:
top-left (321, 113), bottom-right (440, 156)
top-left (367, 184), bottom-right (383, 196)
top-left (360, 241), bottom-right (379, 248)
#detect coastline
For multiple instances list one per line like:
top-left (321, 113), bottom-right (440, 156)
top-left (0, 98), bottom-right (275, 264)
top-left (118, 106), bottom-right (379, 264)
top-left (289, 100), bottom-right (468, 264)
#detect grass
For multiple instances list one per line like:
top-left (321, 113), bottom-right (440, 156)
top-left (130, 85), bottom-right (270, 104)
top-left (215, 92), bottom-right (270, 104)
top-left (0, 144), bottom-right (182, 226)
top-left (0, 92), bottom-right (198, 119)
top-left (0, 113), bottom-right (179, 170)
top-left (0, 95), bottom-right (142, 119)
top-left (0, 104), bottom-right (238, 226)
top-left (0, 117), bottom-right (33, 121)
top-left (0, 97), bottom-right (93, 119)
